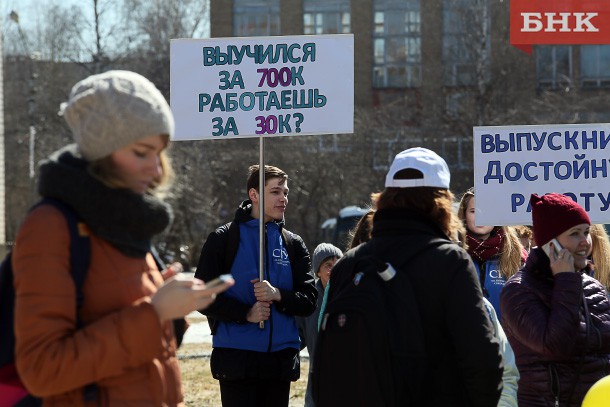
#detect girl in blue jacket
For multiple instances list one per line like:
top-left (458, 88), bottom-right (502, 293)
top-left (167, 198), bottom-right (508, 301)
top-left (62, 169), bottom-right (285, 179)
top-left (458, 188), bottom-right (525, 322)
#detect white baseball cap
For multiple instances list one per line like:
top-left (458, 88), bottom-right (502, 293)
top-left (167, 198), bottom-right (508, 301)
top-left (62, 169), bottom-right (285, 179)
top-left (385, 147), bottom-right (450, 189)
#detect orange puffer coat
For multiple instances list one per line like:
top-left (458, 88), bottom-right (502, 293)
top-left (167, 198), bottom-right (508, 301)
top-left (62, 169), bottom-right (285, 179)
top-left (12, 204), bottom-right (183, 406)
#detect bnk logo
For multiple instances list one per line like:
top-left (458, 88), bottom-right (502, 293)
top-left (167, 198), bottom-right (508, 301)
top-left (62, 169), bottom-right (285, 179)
top-left (521, 12), bottom-right (598, 33)
top-left (510, 0), bottom-right (610, 53)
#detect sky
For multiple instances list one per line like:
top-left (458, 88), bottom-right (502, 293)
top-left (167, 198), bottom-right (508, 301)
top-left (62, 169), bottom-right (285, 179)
top-left (4, 0), bottom-right (85, 31)
top-left (2, 0), bottom-right (210, 57)
top-left (2, 0), bottom-right (105, 55)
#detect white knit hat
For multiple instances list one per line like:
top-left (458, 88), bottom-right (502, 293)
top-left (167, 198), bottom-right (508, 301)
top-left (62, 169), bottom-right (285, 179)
top-left (60, 70), bottom-right (175, 161)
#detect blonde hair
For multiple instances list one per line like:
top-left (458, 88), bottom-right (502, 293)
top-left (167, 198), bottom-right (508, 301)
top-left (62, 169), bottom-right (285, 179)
top-left (514, 225), bottom-right (533, 240)
top-left (457, 188), bottom-right (524, 279)
top-left (514, 225), bottom-right (533, 252)
top-left (500, 226), bottom-right (525, 280)
top-left (590, 224), bottom-right (610, 291)
top-left (88, 139), bottom-right (174, 197)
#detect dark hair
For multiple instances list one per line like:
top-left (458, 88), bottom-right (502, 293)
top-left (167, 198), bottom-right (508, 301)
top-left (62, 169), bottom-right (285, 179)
top-left (247, 165), bottom-right (288, 192)
top-left (371, 187), bottom-right (464, 241)
top-left (348, 209), bottom-right (375, 249)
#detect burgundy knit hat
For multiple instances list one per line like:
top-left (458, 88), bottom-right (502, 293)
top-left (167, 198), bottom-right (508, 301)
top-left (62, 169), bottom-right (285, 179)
top-left (530, 193), bottom-right (590, 247)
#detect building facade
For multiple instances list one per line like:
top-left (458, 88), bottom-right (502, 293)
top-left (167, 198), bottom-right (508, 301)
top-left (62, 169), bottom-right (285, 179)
top-left (209, 0), bottom-right (610, 192)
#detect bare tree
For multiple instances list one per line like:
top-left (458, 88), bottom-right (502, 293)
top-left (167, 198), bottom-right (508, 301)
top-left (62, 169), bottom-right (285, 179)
top-left (121, 0), bottom-right (209, 92)
top-left (8, 0), bottom-right (610, 264)
top-left (123, 0), bottom-right (209, 51)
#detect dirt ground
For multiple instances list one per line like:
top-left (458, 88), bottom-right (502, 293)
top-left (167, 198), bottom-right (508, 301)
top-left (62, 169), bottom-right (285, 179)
top-left (178, 342), bottom-right (308, 406)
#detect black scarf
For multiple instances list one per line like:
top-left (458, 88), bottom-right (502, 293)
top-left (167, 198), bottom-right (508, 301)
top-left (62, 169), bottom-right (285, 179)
top-left (37, 144), bottom-right (172, 257)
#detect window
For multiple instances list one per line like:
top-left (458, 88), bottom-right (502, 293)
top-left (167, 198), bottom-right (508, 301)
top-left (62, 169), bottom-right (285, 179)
top-left (442, 0), bottom-right (490, 86)
top-left (318, 134), bottom-right (351, 153)
top-left (305, 134), bottom-right (351, 153)
top-left (303, 0), bottom-right (350, 35)
top-left (372, 137), bottom-right (401, 171)
top-left (372, 131), bottom-right (423, 171)
top-left (233, 0), bottom-right (280, 37)
top-left (373, 0), bottom-right (421, 88)
top-left (536, 46), bottom-right (572, 89)
top-left (581, 45), bottom-right (610, 88)
top-left (441, 136), bottom-right (472, 170)
top-left (445, 92), bottom-right (472, 119)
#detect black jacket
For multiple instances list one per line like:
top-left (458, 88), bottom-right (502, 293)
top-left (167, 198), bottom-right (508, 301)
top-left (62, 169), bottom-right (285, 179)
top-left (501, 248), bottom-right (610, 406)
top-left (327, 209), bottom-right (504, 407)
top-left (195, 200), bottom-right (317, 324)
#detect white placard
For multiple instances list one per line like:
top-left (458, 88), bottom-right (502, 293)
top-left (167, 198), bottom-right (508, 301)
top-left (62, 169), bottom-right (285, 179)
top-left (474, 123), bottom-right (610, 226)
top-left (170, 34), bottom-right (354, 140)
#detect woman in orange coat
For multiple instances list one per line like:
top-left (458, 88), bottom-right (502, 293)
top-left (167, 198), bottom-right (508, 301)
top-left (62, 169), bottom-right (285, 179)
top-left (12, 71), bottom-right (232, 406)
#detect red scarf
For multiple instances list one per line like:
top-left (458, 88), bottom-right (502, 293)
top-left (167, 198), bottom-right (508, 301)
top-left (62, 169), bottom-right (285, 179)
top-left (466, 228), bottom-right (504, 263)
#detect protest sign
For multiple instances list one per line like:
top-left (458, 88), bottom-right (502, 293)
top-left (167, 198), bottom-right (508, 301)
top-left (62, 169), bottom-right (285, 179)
top-left (170, 34), bottom-right (354, 140)
top-left (474, 123), bottom-right (610, 226)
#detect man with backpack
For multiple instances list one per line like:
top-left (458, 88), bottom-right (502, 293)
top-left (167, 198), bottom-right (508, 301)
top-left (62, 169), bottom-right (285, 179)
top-left (313, 147), bottom-right (503, 407)
top-left (195, 164), bottom-right (317, 407)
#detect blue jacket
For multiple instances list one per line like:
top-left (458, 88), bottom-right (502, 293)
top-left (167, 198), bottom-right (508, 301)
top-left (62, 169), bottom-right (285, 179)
top-left (474, 258), bottom-right (507, 322)
top-left (214, 219), bottom-right (300, 351)
top-left (195, 200), bottom-right (317, 354)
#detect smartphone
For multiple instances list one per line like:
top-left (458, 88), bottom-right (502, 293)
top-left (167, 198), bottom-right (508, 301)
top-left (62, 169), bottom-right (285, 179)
top-left (542, 238), bottom-right (563, 258)
top-left (205, 274), bottom-right (234, 289)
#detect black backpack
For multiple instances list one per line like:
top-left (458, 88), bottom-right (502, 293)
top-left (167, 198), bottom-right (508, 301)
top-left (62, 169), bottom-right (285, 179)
top-left (0, 199), bottom-right (91, 407)
top-left (312, 238), bottom-right (448, 407)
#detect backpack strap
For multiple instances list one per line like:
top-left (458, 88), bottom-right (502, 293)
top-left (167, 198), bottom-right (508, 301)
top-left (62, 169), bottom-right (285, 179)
top-left (207, 223), bottom-right (294, 335)
top-left (401, 238), bottom-right (451, 267)
top-left (37, 199), bottom-right (91, 327)
top-left (280, 228), bottom-right (295, 268)
top-left (204, 221), bottom-right (240, 336)
top-left (325, 237), bottom-right (451, 302)
top-left (222, 222), bottom-right (295, 274)
top-left (223, 221), bottom-right (241, 275)
top-left (363, 237), bottom-right (451, 271)
top-left (36, 199), bottom-right (97, 402)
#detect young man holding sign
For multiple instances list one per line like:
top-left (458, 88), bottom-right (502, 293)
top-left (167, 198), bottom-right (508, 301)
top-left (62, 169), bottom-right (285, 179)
top-left (195, 165), bottom-right (317, 407)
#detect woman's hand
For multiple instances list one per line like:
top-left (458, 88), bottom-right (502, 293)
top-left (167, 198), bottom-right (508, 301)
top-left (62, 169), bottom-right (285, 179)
top-left (160, 262), bottom-right (183, 281)
top-left (151, 274), bottom-right (234, 322)
top-left (549, 243), bottom-right (575, 276)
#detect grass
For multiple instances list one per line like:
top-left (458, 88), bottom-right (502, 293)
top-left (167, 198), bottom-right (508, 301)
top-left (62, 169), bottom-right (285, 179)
top-left (178, 318), bottom-right (308, 406)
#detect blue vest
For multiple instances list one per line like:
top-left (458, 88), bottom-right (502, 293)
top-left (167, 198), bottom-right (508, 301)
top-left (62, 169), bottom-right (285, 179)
top-left (213, 219), bottom-right (300, 352)
top-left (474, 259), bottom-right (507, 323)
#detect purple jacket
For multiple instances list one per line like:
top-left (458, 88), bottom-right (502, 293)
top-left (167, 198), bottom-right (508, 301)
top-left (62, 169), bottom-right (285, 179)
top-left (500, 248), bottom-right (610, 406)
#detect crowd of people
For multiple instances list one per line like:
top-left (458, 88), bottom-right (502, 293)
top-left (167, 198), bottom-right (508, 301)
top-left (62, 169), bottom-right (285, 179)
top-left (4, 70), bottom-right (610, 406)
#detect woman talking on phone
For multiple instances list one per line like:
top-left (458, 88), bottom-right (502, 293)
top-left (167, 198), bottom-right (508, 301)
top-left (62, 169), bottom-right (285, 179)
top-left (500, 193), bottom-right (610, 407)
